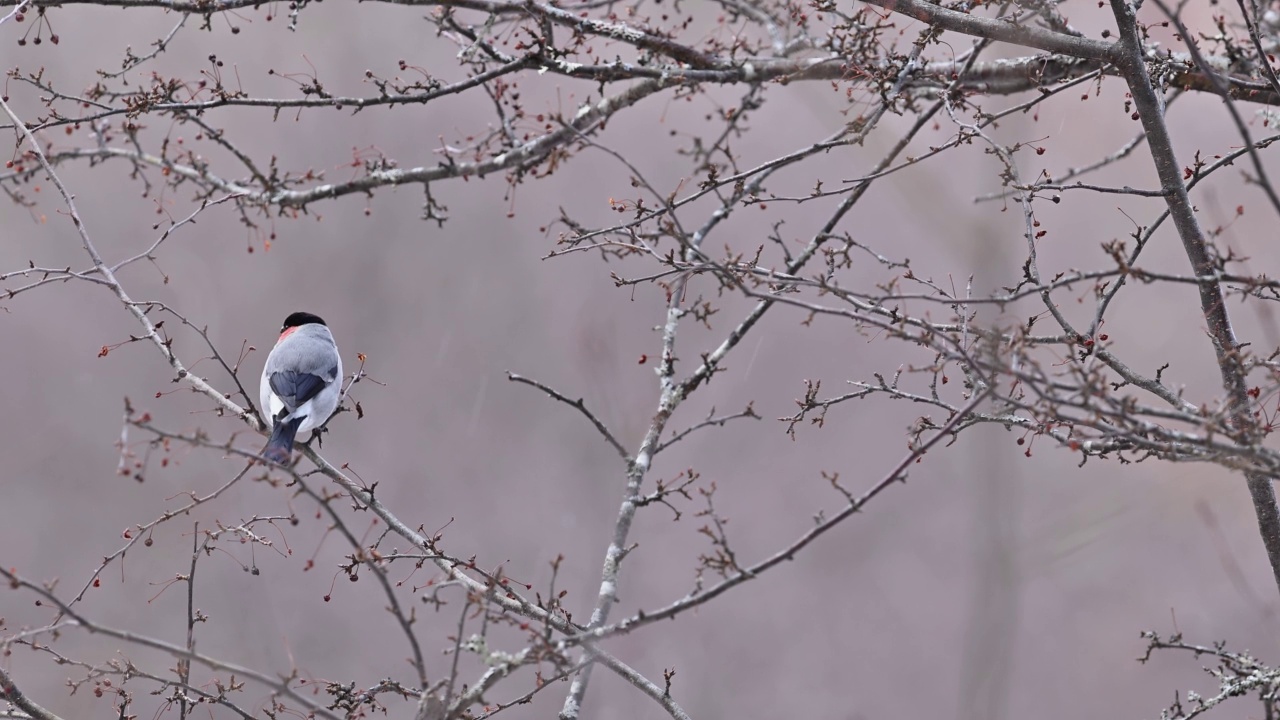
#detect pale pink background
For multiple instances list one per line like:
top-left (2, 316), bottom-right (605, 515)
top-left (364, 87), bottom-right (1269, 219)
top-left (1, 3), bottom-right (1277, 719)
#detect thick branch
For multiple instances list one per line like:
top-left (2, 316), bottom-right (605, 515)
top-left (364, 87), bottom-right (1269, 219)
top-left (862, 0), bottom-right (1116, 60)
top-left (1109, 0), bottom-right (1280, 598)
top-left (0, 667), bottom-right (62, 720)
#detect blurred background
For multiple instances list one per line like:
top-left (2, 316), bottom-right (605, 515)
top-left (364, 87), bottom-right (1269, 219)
top-left (1, 2), bottom-right (1278, 719)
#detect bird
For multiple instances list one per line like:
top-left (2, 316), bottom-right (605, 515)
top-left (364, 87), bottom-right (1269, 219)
top-left (259, 311), bottom-right (343, 465)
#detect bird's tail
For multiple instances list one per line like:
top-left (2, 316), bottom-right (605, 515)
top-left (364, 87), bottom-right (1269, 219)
top-left (263, 416), bottom-right (303, 465)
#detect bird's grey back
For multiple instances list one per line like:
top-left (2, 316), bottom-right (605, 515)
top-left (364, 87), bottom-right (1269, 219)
top-left (266, 325), bottom-right (340, 379)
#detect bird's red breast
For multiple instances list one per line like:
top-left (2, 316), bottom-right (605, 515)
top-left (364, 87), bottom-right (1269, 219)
top-left (278, 326), bottom-right (300, 343)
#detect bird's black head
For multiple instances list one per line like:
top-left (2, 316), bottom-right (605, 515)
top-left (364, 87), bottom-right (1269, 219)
top-left (282, 311), bottom-right (327, 330)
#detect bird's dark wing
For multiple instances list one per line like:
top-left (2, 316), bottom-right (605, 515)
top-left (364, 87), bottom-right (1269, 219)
top-left (269, 369), bottom-right (331, 411)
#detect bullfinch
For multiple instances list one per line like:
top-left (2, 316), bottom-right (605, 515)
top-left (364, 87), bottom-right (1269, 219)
top-left (259, 311), bottom-right (343, 464)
